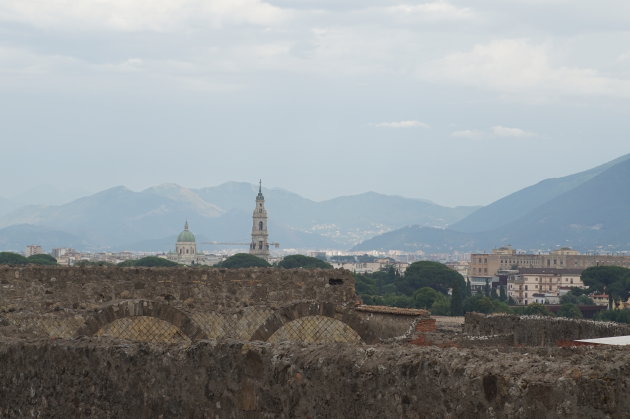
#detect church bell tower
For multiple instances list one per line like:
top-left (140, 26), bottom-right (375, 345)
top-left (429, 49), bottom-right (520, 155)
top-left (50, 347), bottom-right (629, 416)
top-left (250, 180), bottom-right (270, 260)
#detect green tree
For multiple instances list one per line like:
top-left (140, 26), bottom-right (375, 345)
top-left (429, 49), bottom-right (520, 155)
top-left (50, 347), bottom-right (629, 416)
top-left (581, 266), bottom-right (630, 310)
top-left (465, 279), bottom-right (472, 298)
top-left (412, 287), bottom-right (442, 310)
top-left (595, 309), bottom-right (630, 324)
top-left (450, 281), bottom-right (464, 316)
top-left (215, 253), bottom-right (271, 268)
top-left (0, 252), bottom-right (28, 265)
top-left (557, 303), bottom-right (583, 319)
top-left (430, 294), bottom-right (451, 315)
top-left (277, 254), bottom-right (333, 269)
top-left (463, 295), bottom-right (496, 314)
top-left (400, 261), bottom-right (465, 295)
top-left (26, 254), bottom-right (57, 265)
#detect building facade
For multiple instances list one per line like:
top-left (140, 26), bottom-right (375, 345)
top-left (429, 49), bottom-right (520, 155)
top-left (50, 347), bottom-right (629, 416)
top-left (250, 181), bottom-right (270, 260)
top-left (507, 268), bottom-right (585, 305)
top-left (469, 246), bottom-right (630, 280)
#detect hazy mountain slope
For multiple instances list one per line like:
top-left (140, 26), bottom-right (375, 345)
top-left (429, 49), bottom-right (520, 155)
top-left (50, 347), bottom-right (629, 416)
top-left (488, 156), bottom-right (630, 249)
top-left (0, 197), bottom-right (20, 217)
top-left (351, 226), bottom-right (481, 253)
top-left (451, 153), bottom-right (630, 233)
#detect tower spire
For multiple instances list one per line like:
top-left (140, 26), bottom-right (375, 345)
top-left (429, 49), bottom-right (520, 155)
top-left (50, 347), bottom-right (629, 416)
top-left (259, 179), bottom-right (262, 193)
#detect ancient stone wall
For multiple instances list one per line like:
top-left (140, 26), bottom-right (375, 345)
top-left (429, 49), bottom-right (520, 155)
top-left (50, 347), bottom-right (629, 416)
top-left (464, 312), bottom-right (630, 346)
top-left (0, 267), bottom-right (423, 344)
top-left (1, 337), bottom-right (629, 418)
top-left (0, 266), bottom-right (357, 312)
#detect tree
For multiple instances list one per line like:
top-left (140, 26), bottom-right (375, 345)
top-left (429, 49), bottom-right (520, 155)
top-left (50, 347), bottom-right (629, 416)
top-left (277, 255), bottom-right (332, 269)
top-left (413, 287), bottom-right (442, 310)
top-left (0, 252), bottom-right (28, 265)
top-left (400, 261), bottom-right (465, 295)
top-left (450, 281), bottom-right (464, 315)
top-left (26, 254), bottom-right (57, 265)
top-left (581, 266), bottom-right (630, 310)
top-left (119, 256), bottom-right (179, 267)
top-left (215, 253), bottom-right (271, 268)
top-left (595, 309), bottom-right (630, 324)
top-left (465, 279), bottom-right (472, 298)
top-left (463, 295), bottom-right (496, 314)
top-left (557, 303), bottom-right (582, 319)
top-left (430, 294), bottom-right (451, 315)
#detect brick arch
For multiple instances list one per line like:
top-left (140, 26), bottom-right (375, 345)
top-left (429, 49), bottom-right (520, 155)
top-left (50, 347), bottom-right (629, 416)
top-left (76, 299), bottom-right (207, 341)
top-left (250, 301), bottom-right (380, 344)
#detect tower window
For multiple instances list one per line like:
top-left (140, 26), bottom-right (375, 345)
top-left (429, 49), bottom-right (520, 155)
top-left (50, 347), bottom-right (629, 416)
top-left (259, 221), bottom-right (263, 231)
top-left (259, 241), bottom-right (263, 249)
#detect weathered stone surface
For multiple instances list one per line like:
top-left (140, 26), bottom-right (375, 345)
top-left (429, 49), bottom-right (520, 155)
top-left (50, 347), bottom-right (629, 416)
top-left (465, 313), bottom-right (630, 346)
top-left (0, 267), bottom-right (422, 343)
top-left (1, 337), bottom-right (629, 418)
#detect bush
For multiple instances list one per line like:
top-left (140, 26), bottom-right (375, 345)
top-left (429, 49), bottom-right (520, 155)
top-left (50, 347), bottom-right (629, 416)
top-left (430, 294), bottom-right (451, 315)
top-left (413, 287), bottom-right (442, 310)
top-left (595, 309), bottom-right (630, 324)
top-left (557, 303), bottom-right (583, 319)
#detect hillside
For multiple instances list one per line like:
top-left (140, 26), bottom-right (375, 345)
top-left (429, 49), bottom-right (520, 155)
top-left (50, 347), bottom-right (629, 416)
top-left (354, 153), bottom-right (630, 252)
top-left (450, 153), bottom-right (630, 233)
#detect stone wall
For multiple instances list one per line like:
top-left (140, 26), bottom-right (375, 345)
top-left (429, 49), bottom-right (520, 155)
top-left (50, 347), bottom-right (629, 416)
top-left (0, 266), bottom-right (357, 312)
top-left (464, 312), bottom-right (630, 346)
top-left (0, 267), bottom-right (423, 344)
top-left (1, 337), bottom-right (629, 418)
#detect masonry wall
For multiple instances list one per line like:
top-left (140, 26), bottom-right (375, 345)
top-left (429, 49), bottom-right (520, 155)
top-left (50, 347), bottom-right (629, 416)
top-left (1, 338), bottom-right (630, 418)
top-left (0, 266), bottom-right (357, 313)
top-left (464, 312), bottom-right (630, 346)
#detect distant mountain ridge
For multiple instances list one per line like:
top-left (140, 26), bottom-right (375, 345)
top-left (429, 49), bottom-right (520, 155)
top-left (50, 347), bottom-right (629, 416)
top-left (353, 153), bottom-right (630, 253)
top-left (450, 153), bottom-right (630, 233)
top-left (0, 183), bottom-right (479, 252)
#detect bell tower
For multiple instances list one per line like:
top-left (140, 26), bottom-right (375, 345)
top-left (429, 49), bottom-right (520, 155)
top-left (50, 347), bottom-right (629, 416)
top-left (250, 180), bottom-right (270, 260)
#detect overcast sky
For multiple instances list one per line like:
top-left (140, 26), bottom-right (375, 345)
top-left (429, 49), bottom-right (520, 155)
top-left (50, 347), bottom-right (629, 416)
top-left (1, 0), bottom-right (629, 206)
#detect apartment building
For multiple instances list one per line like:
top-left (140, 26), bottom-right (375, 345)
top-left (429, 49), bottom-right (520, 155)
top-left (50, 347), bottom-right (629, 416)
top-left (469, 246), bottom-right (630, 280)
top-left (507, 268), bottom-right (585, 305)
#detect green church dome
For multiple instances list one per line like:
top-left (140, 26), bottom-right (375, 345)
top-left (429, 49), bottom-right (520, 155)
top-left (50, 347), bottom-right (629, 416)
top-left (177, 221), bottom-right (196, 243)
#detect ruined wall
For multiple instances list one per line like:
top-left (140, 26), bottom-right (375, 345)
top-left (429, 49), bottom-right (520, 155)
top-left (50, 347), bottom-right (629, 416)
top-left (464, 313), bottom-right (630, 346)
top-left (0, 266), bottom-right (357, 312)
top-left (0, 267), bottom-right (422, 344)
top-left (1, 337), bottom-right (630, 418)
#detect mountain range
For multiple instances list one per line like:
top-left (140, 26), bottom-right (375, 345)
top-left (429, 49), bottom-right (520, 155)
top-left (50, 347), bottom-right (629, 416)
top-left (353, 153), bottom-right (630, 253)
top-left (3, 153), bottom-right (630, 254)
top-left (0, 183), bottom-right (478, 252)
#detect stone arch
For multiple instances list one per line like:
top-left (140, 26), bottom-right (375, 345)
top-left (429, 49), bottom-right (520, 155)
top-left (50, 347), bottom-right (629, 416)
top-left (250, 301), bottom-right (380, 344)
top-left (76, 299), bottom-right (207, 342)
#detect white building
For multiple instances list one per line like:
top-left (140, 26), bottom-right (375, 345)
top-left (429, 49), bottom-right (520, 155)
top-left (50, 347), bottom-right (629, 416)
top-left (508, 268), bottom-right (585, 305)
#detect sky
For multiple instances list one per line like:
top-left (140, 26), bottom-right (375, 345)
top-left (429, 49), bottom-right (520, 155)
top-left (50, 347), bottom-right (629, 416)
top-left (1, 0), bottom-right (629, 207)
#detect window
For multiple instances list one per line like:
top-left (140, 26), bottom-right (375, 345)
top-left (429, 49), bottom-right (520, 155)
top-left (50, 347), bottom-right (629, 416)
top-left (259, 241), bottom-right (263, 249)
top-left (259, 221), bottom-right (263, 231)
